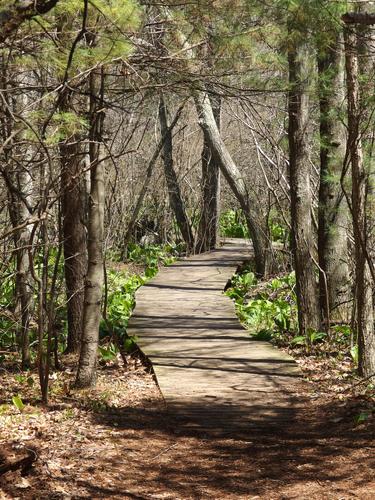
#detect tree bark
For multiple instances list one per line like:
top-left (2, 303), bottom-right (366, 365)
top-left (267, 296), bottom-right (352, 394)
top-left (288, 34), bottom-right (320, 336)
top-left (59, 92), bottom-right (87, 354)
top-left (158, 95), bottom-right (194, 253)
top-left (7, 167), bottom-right (34, 369)
top-left (75, 70), bottom-right (105, 388)
top-left (344, 24), bottom-right (375, 378)
top-left (194, 90), bottom-right (271, 276)
top-left (196, 93), bottom-right (221, 253)
top-left (317, 33), bottom-right (350, 327)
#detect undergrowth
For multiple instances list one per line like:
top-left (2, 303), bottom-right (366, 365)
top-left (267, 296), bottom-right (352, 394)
top-left (0, 243), bottom-right (178, 366)
top-left (225, 266), bottom-right (357, 362)
top-left (98, 244), bottom-right (177, 362)
top-left (220, 209), bottom-right (287, 243)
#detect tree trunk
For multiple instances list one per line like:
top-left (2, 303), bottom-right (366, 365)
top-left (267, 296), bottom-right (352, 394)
top-left (7, 166), bottom-right (34, 369)
top-left (344, 23), bottom-right (375, 378)
top-left (123, 103), bottom-right (184, 256)
top-left (158, 95), bottom-right (194, 253)
top-left (196, 93), bottom-right (221, 253)
top-left (288, 34), bottom-right (320, 336)
top-left (194, 90), bottom-right (271, 276)
top-left (14, 169), bottom-right (33, 368)
top-left (75, 70), bottom-right (105, 388)
top-left (59, 92), bottom-right (87, 353)
top-left (317, 32), bottom-right (350, 327)
top-left (1, 75), bottom-right (35, 369)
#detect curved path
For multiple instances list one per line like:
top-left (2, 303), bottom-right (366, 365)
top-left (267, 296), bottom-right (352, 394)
top-left (129, 239), bottom-right (300, 437)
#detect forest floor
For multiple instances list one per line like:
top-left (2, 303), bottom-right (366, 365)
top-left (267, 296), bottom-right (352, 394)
top-left (0, 350), bottom-right (374, 499)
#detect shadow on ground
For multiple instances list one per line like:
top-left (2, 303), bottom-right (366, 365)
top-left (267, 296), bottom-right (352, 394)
top-left (70, 395), bottom-right (374, 499)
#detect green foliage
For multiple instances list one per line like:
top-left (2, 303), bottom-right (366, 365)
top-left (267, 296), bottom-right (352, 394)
top-left (226, 271), bottom-right (298, 343)
top-left (14, 374), bottom-right (34, 387)
top-left (226, 270), bottom-right (257, 303)
top-left (101, 244), bottom-right (177, 355)
top-left (98, 343), bottom-right (119, 362)
top-left (101, 270), bottom-right (144, 342)
top-left (126, 243), bottom-right (177, 275)
top-left (355, 410), bottom-right (372, 425)
top-left (291, 330), bottom-right (327, 347)
top-left (12, 394), bottom-right (25, 412)
top-left (220, 210), bottom-right (249, 238)
top-left (268, 209), bottom-right (289, 243)
top-left (350, 345), bottom-right (359, 366)
top-left (0, 270), bottom-right (17, 349)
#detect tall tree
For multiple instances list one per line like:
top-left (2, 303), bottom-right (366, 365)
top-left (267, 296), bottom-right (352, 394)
top-left (343, 11), bottom-right (375, 378)
top-left (194, 90), bottom-right (272, 276)
top-left (196, 92), bottom-right (221, 253)
top-left (59, 90), bottom-right (87, 354)
top-left (317, 30), bottom-right (350, 327)
top-left (287, 22), bottom-right (320, 335)
top-left (75, 69), bottom-right (106, 388)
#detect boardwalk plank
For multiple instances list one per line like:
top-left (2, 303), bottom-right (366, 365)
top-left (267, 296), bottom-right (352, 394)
top-left (128, 239), bottom-right (301, 437)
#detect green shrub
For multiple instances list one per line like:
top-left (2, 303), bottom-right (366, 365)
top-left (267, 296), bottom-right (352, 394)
top-left (219, 210), bottom-right (249, 238)
top-left (226, 271), bottom-right (298, 343)
top-left (101, 244), bottom-right (177, 354)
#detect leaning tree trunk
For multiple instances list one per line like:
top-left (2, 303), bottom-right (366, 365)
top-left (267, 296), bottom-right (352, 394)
top-left (194, 90), bottom-right (271, 276)
top-left (75, 70), bottom-right (105, 388)
top-left (59, 91), bottom-right (87, 354)
top-left (288, 33), bottom-right (320, 336)
top-left (196, 93), bottom-right (221, 253)
top-left (317, 32), bottom-right (350, 328)
top-left (158, 95), bottom-right (194, 253)
top-left (344, 22), bottom-right (375, 378)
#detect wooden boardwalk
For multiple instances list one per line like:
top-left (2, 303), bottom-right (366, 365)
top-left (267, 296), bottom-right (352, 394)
top-left (129, 239), bottom-right (300, 437)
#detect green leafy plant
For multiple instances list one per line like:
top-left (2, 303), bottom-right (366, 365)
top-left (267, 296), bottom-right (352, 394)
top-left (98, 343), bottom-right (119, 363)
top-left (220, 209), bottom-right (249, 238)
top-left (14, 374), bottom-right (34, 387)
top-left (350, 345), bottom-right (359, 365)
top-left (226, 270), bottom-right (298, 345)
top-left (355, 410), bottom-right (373, 424)
top-left (12, 394), bottom-right (25, 412)
top-left (291, 330), bottom-right (327, 347)
top-left (226, 270), bottom-right (257, 303)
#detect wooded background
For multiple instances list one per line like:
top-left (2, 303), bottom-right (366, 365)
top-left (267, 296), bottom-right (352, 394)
top-left (0, 0), bottom-right (374, 400)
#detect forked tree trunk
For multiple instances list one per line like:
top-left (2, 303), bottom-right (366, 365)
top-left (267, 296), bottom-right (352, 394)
top-left (196, 94), bottom-right (221, 253)
top-left (194, 90), bottom-right (271, 276)
top-left (75, 70), bottom-right (105, 388)
top-left (158, 95), bottom-right (194, 253)
top-left (288, 34), bottom-right (320, 336)
top-left (317, 33), bottom-right (350, 327)
top-left (344, 24), bottom-right (375, 378)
